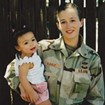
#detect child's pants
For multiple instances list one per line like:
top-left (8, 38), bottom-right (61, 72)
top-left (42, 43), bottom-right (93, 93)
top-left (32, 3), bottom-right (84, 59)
top-left (31, 81), bottom-right (49, 104)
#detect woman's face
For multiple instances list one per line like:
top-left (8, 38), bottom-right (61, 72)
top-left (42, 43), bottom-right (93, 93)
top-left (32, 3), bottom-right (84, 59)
top-left (56, 7), bottom-right (83, 41)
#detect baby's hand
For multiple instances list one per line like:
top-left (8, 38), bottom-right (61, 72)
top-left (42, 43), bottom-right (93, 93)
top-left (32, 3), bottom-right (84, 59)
top-left (19, 63), bottom-right (33, 76)
top-left (29, 63), bottom-right (34, 69)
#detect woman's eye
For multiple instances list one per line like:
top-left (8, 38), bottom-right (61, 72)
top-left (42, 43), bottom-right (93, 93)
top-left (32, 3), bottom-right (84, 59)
top-left (71, 19), bottom-right (75, 22)
top-left (61, 21), bottom-right (66, 24)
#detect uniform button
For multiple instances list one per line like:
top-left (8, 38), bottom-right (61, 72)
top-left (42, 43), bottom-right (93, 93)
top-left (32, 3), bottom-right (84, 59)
top-left (84, 53), bottom-right (87, 56)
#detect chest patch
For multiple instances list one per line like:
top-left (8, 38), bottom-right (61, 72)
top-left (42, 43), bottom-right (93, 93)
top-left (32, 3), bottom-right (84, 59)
top-left (44, 57), bottom-right (61, 71)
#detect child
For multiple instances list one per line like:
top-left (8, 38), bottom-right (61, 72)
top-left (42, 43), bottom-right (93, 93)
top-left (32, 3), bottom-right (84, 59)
top-left (13, 28), bottom-right (51, 105)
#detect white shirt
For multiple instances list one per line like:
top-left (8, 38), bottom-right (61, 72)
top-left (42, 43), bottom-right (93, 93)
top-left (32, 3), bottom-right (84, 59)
top-left (15, 52), bottom-right (45, 84)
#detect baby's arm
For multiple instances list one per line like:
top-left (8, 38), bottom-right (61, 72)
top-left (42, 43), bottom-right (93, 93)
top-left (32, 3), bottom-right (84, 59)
top-left (19, 63), bottom-right (39, 103)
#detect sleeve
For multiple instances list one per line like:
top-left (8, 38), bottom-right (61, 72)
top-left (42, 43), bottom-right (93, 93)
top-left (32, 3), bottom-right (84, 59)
top-left (84, 56), bottom-right (105, 105)
top-left (18, 56), bottom-right (33, 66)
top-left (4, 59), bottom-right (20, 93)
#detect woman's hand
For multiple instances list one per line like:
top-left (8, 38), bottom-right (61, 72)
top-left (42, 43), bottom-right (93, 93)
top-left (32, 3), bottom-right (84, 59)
top-left (19, 83), bottom-right (30, 102)
top-left (19, 82), bottom-right (40, 104)
top-left (27, 88), bottom-right (39, 104)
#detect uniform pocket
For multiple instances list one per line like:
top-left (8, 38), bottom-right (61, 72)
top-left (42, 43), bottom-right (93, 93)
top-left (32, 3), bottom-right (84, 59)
top-left (44, 72), bottom-right (59, 102)
top-left (73, 69), bottom-right (91, 98)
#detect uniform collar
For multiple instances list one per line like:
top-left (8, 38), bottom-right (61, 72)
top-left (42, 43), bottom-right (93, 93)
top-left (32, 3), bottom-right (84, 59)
top-left (49, 36), bottom-right (62, 50)
top-left (75, 43), bottom-right (89, 58)
top-left (49, 35), bottom-right (89, 58)
top-left (49, 36), bottom-right (68, 57)
top-left (74, 36), bottom-right (89, 58)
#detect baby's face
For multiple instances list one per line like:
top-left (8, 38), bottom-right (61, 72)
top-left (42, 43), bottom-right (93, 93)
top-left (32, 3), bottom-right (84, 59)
top-left (16, 32), bottom-right (38, 58)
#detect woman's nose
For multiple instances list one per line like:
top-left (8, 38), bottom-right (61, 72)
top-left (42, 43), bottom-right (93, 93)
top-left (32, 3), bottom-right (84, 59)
top-left (66, 22), bottom-right (72, 28)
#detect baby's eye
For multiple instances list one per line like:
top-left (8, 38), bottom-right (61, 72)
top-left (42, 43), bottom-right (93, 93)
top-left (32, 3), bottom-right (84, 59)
top-left (24, 42), bottom-right (28, 45)
top-left (32, 38), bottom-right (36, 41)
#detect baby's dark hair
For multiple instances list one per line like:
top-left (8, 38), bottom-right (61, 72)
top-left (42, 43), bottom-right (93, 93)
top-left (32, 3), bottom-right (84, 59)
top-left (13, 28), bottom-right (34, 46)
top-left (55, 2), bottom-right (82, 22)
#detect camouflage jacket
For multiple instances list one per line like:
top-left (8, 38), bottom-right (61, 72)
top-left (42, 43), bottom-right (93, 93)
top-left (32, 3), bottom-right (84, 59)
top-left (4, 36), bottom-right (104, 105)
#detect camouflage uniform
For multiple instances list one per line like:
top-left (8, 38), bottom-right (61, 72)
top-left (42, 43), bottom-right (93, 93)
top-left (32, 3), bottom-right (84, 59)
top-left (4, 36), bottom-right (104, 105)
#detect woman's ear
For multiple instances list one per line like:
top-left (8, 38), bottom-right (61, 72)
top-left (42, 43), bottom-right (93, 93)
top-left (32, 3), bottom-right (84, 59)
top-left (56, 22), bottom-right (62, 31)
top-left (56, 22), bottom-right (59, 29)
top-left (80, 19), bottom-right (84, 27)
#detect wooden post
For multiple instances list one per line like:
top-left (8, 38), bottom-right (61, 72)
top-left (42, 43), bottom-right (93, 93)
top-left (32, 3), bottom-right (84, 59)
top-left (47, 0), bottom-right (59, 39)
top-left (0, 0), bottom-right (11, 105)
top-left (98, 3), bottom-right (105, 83)
top-left (86, 0), bottom-right (96, 50)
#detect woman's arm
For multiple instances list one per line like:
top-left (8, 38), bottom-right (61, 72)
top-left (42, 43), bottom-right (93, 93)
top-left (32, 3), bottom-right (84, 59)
top-left (85, 57), bottom-right (104, 105)
top-left (4, 59), bottom-right (20, 93)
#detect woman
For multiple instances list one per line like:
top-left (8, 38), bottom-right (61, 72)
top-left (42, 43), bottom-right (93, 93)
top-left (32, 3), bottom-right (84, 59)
top-left (4, 2), bottom-right (104, 105)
